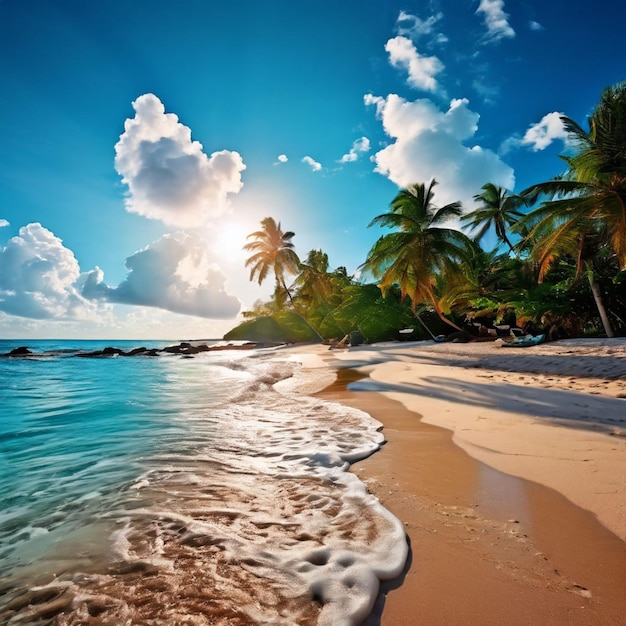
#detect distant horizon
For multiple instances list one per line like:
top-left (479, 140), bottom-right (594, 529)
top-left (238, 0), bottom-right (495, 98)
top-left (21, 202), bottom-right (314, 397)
top-left (2, 0), bottom-right (624, 339)
top-left (0, 337), bottom-right (226, 344)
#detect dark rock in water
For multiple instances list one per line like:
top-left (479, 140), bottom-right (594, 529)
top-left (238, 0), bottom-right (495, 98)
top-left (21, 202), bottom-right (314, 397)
top-left (77, 346), bottom-right (126, 358)
top-left (162, 342), bottom-right (212, 355)
top-left (127, 347), bottom-right (148, 356)
top-left (19, 340), bottom-right (267, 360)
top-left (162, 343), bottom-right (185, 354)
top-left (102, 347), bottom-right (124, 356)
top-left (7, 346), bottom-right (32, 356)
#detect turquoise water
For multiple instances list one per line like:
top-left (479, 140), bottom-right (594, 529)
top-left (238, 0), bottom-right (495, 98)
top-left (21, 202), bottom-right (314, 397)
top-left (0, 340), bottom-right (407, 625)
top-left (1, 341), bottom-right (204, 572)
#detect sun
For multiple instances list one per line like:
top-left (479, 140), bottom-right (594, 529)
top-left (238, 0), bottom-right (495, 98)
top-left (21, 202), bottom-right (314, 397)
top-left (211, 220), bottom-right (250, 260)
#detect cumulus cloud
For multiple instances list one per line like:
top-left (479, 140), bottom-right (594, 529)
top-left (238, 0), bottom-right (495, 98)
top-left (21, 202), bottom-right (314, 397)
top-left (365, 93), bottom-right (514, 209)
top-left (521, 112), bottom-right (570, 151)
top-left (0, 219), bottom-right (9, 228)
top-left (396, 10), bottom-right (448, 44)
top-left (0, 223), bottom-right (97, 319)
top-left (114, 93), bottom-right (246, 228)
top-left (385, 36), bottom-right (444, 93)
top-left (302, 156), bottom-right (322, 172)
top-left (339, 137), bottom-right (371, 163)
top-left (81, 232), bottom-right (241, 319)
top-left (275, 154), bottom-right (288, 164)
top-left (476, 0), bottom-right (515, 43)
top-left (529, 20), bottom-right (544, 31)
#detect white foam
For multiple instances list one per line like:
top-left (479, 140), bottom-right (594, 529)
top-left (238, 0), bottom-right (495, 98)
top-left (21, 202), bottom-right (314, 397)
top-left (5, 355), bottom-right (408, 625)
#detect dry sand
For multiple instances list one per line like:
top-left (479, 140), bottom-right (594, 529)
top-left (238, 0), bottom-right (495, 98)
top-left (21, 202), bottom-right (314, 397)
top-left (286, 338), bottom-right (626, 625)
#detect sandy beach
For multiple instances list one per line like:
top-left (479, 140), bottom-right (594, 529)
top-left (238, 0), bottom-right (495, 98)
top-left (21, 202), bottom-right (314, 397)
top-left (289, 338), bottom-right (626, 625)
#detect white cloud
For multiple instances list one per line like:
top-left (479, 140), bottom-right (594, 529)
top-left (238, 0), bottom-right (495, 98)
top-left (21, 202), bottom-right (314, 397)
top-left (365, 93), bottom-right (514, 209)
top-left (0, 219), bottom-right (9, 228)
top-left (529, 20), bottom-right (544, 32)
top-left (302, 156), bottom-right (322, 172)
top-left (476, 0), bottom-right (515, 43)
top-left (519, 112), bottom-right (569, 151)
top-left (114, 93), bottom-right (246, 228)
top-left (0, 306), bottom-right (238, 341)
top-left (0, 223), bottom-right (97, 319)
top-left (81, 232), bottom-right (241, 319)
top-left (339, 136), bottom-right (371, 163)
top-left (385, 36), bottom-right (444, 93)
top-left (396, 10), bottom-right (448, 44)
top-left (275, 154), bottom-right (288, 164)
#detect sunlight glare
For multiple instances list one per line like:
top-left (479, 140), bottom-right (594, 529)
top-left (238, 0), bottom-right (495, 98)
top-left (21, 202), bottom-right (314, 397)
top-left (211, 221), bottom-right (250, 261)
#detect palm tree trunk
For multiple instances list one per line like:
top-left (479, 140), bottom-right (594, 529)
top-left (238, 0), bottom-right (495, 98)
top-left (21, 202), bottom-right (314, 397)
top-left (588, 275), bottom-right (615, 338)
top-left (501, 232), bottom-right (516, 254)
top-left (427, 289), bottom-right (465, 333)
top-left (412, 310), bottom-right (438, 340)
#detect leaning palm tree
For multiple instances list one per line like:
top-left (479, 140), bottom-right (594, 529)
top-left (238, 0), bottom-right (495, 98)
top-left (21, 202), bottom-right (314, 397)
top-left (244, 217), bottom-right (324, 341)
top-left (361, 180), bottom-right (472, 334)
top-left (462, 183), bottom-right (526, 253)
top-left (518, 81), bottom-right (626, 337)
top-left (243, 217), bottom-right (300, 307)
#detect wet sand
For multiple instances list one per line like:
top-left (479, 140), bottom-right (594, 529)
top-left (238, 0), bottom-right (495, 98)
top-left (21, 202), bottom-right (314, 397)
top-left (307, 340), bottom-right (626, 625)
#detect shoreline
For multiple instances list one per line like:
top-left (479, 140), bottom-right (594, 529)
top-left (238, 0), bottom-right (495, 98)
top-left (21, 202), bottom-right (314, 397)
top-left (301, 339), bottom-right (626, 624)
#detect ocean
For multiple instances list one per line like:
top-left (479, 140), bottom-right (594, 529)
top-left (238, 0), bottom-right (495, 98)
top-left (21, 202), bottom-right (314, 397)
top-left (0, 340), bottom-right (407, 625)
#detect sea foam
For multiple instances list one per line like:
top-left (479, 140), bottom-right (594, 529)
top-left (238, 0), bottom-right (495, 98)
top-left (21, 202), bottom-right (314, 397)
top-left (1, 348), bottom-right (407, 625)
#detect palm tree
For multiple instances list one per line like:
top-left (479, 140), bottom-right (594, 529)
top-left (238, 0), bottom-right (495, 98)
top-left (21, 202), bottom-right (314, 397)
top-left (462, 183), bottom-right (526, 253)
top-left (293, 249), bottom-right (333, 307)
top-left (243, 217), bottom-right (300, 307)
top-left (293, 249), bottom-right (348, 336)
top-left (244, 218), bottom-right (324, 341)
top-left (518, 81), bottom-right (626, 337)
top-left (361, 180), bottom-right (472, 334)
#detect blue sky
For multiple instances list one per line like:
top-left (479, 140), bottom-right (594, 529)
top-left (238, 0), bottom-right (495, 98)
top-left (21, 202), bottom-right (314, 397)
top-left (1, 0), bottom-right (624, 339)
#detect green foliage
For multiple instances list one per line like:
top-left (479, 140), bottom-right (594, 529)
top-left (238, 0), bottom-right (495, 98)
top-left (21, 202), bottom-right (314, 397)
top-left (230, 83), bottom-right (626, 342)
top-left (224, 312), bottom-right (319, 343)
top-left (362, 180), bottom-right (472, 332)
top-left (517, 80), bottom-right (626, 336)
top-left (330, 283), bottom-right (419, 342)
top-left (224, 316), bottom-right (288, 343)
top-left (462, 183), bottom-right (526, 252)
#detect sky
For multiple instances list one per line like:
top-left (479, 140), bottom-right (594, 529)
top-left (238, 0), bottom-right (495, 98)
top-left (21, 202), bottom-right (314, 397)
top-left (1, 0), bottom-right (624, 339)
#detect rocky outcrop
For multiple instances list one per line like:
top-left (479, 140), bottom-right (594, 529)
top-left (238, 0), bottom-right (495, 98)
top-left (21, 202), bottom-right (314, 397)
top-left (6, 346), bottom-right (32, 356)
top-left (2, 341), bottom-right (270, 359)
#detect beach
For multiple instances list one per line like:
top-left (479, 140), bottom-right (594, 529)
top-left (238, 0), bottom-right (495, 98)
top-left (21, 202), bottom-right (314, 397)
top-left (293, 338), bottom-right (626, 625)
top-left (2, 337), bottom-right (626, 625)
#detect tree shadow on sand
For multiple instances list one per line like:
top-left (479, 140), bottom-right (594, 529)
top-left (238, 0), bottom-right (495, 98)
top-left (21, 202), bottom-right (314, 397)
top-left (349, 375), bottom-right (626, 436)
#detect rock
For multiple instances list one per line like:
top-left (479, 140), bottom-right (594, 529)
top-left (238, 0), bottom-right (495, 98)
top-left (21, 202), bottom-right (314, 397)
top-left (7, 346), bottom-right (32, 356)
top-left (127, 347), bottom-right (148, 356)
top-left (102, 347), bottom-right (124, 356)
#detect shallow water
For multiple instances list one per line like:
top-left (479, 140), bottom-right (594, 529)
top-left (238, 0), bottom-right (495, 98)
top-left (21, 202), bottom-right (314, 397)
top-left (0, 340), bottom-right (407, 625)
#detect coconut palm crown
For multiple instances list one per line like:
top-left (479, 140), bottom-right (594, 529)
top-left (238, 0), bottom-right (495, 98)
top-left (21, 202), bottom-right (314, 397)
top-left (462, 183), bottom-right (526, 253)
top-left (517, 81), bottom-right (626, 337)
top-left (243, 217), bottom-right (300, 306)
top-left (361, 179), bottom-right (471, 332)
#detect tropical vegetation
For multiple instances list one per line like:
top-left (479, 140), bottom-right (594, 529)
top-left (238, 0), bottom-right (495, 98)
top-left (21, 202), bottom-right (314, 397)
top-left (225, 81), bottom-right (626, 344)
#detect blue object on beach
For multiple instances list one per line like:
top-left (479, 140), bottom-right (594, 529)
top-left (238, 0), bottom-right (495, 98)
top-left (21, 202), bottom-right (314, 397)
top-left (501, 333), bottom-right (546, 348)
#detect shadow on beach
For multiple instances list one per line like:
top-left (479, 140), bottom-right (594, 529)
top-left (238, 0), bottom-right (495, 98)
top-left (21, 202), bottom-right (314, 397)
top-left (350, 375), bottom-right (626, 436)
